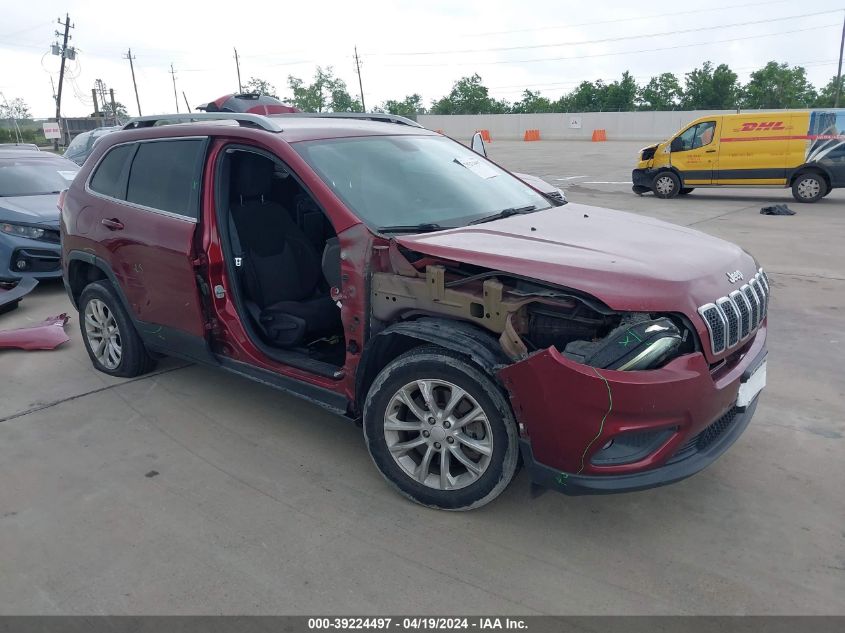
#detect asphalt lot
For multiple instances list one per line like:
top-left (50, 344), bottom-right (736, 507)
top-left (1, 140), bottom-right (843, 615)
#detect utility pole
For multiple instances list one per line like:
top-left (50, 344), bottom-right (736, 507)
top-left (353, 46), bottom-right (366, 112)
top-left (52, 14), bottom-right (74, 149)
top-left (109, 88), bottom-right (118, 125)
top-left (124, 48), bottom-right (142, 116)
top-left (234, 47), bottom-right (243, 93)
top-left (835, 10), bottom-right (844, 108)
top-left (169, 64), bottom-right (179, 113)
top-left (182, 91), bottom-right (191, 112)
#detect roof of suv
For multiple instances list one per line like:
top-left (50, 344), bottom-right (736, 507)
top-left (115, 112), bottom-right (435, 144)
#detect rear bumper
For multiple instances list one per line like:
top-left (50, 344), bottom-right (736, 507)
top-left (519, 397), bottom-right (758, 495)
top-left (500, 327), bottom-right (767, 495)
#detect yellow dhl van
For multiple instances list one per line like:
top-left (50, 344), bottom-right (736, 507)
top-left (632, 110), bottom-right (845, 202)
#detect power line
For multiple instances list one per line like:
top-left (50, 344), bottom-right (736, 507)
top-left (382, 23), bottom-right (839, 68)
top-left (374, 9), bottom-right (841, 57)
top-left (466, 0), bottom-right (792, 37)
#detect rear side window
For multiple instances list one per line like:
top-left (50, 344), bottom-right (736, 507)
top-left (89, 144), bottom-right (134, 199)
top-left (126, 140), bottom-right (205, 219)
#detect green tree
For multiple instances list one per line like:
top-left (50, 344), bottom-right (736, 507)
top-left (742, 62), bottom-right (817, 109)
top-left (381, 94), bottom-right (426, 116)
top-left (681, 62), bottom-right (740, 109)
top-left (287, 67), bottom-right (360, 112)
top-left (0, 97), bottom-right (31, 120)
top-left (243, 77), bottom-right (277, 97)
top-left (638, 73), bottom-right (683, 110)
top-left (604, 71), bottom-right (638, 111)
top-left (814, 75), bottom-right (845, 107)
top-left (564, 80), bottom-right (607, 112)
top-left (511, 89), bottom-right (553, 113)
top-left (100, 101), bottom-right (129, 121)
top-left (430, 74), bottom-right (506, 114)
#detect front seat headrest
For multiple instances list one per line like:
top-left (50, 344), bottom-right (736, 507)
top-left (234, 153), bottom-right (274, 200)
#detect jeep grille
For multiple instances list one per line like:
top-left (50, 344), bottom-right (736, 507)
top-left (697, 268), bottom-right (769, 355)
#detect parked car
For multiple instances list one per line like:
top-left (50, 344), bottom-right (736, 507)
top-left (197, 92), bottom-right (300, 115)
top-left (63, 126), bottom-right (121, 165)
top-left (633, 109), bottom-right (845, 202)
top-left (0, 143), bottom-right (39, 151)
top-left (61, 112), bottom-right (768, 510)
top-left (1, 150), bottom-right (79, 282)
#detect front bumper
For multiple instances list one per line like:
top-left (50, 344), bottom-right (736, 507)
top-left (632, 168), bottom-right (657, 188)
top-left (499, 327), bottom-right (767, 495)
top-left (0, 233), bottom-right (62, 282)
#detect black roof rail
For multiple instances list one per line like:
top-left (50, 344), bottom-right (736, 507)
top-left (270, 112), bottom-right (424, 128)
top-left (121, 112), bottom-right (283, 132)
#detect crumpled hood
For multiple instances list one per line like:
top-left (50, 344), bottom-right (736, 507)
top-left (395, 202), bottom-right (759, 317)
top-left (0, 194), bottom-right (61, 225)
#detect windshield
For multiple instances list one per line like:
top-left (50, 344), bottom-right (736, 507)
top-left (293, 135), bottom-right (550, 230)
top-left (0, 158), bottom-right (79, 196)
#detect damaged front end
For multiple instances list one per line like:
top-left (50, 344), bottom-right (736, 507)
top-left (371, 242), bottom-right (765, 495)
top-left (372, 242), bottom-right (693, 372)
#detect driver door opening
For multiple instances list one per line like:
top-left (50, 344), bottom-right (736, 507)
top-left (217, 147), bottom-right (345, 373)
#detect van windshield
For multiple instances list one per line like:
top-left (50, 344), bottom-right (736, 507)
top-left (293, 135), bottom-right (550, 231)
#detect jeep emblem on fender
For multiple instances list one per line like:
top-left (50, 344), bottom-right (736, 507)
top-left (726, 270), bottom-right (744, 283)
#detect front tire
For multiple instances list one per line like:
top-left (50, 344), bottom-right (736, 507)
top-left (792, 172), bottom-right (826, 203)
top-left (79, 281), bottom-right (155, 378)
top-left (363, 346), bottom-right (519, 510)
top-left (653, 172), bottom-right (680, 199)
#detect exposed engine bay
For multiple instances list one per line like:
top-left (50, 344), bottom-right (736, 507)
top-left (372, 245), bottom-right (695, 371)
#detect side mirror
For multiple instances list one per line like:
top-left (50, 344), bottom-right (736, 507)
top-left (470, 132), bottom-right (487, 157)
top-left (670, 137), bottom-right (684, 153)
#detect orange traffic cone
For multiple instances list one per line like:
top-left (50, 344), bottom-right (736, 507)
top-left (591, 129), bottom-right (607, 142)
top-left (478, 129), bottom-right (492, 142)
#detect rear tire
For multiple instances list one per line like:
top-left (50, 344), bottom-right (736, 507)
top-left (652, 172), bottom-right (680, 199)
top-left (679, 187), bottom-right (695, 195)
top-left (363, 346), bottom-right (519, 510)
top-left (791, 172), bottom-right (826, 203)
top-left (79, 281), bottom-right (156, 378)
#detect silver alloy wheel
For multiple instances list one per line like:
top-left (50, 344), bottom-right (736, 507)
top-left (84, 298), bottom-right (122, 370)
top-left (384, 379), bottom-right (493, 490)
top-left (797, 177), bottom-right (821, 199)
top-left (655, 175), bottom-right (676, 196)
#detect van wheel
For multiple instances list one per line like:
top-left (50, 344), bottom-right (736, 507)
top-left (792, 172), bottom-right (826, 203)
top-left (653, 172), bottom-right (680, 198)
top-left (679, 187), bottom-right (695, 195)
top-left (363, 346), bottom-right (519, 510)
top-left (79, 282), bottom-right (156, 378)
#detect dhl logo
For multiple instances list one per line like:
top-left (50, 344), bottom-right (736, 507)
top-left (738, 121), bottom-right (786, 132)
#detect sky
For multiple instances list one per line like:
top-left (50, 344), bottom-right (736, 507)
top-left (1, 0), bottom-right (843, 118)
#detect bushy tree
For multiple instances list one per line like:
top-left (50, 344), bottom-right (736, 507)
top-left (381, 94), bottom-right (426, 116)
top-left (511, 89), bottom-right (553, 113)
top-left (814, 75), bottom-right (845, 107)
top-left (681, 62), bottom-right (740, 109)
top-left (0, 97), bottom-right (32, 121)
top-left (742, 62), bottom-right (817, 109)
top-left (604, 71), bottom-right (638, 111)
top-left (430, 74), bottom-right (508, 114)
top-left (287, 67), bottom-right (360, 112)
top-left (100, 101), bottom-right (129, 121)
top-left (243, 77), bottom-right (277, 97)
top-left (638, 73), bottom-right (682, 110)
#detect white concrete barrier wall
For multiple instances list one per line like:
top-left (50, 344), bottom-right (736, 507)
top-left (417, 109), bottom-right (808, 142)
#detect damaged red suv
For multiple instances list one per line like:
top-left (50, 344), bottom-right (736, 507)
top-left (61, 112), bottom-right (768, 509)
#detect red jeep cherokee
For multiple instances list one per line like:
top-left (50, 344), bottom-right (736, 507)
top-left (61, 112), bottom-right (768, 510)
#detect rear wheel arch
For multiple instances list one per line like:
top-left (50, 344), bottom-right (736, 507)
top-left (355, 318), bottom-right (509, 415)
top-left (66, 252), bottom-right (133, 318)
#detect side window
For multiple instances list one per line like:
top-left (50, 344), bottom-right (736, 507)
top-left (692, 121), bottom-right (716, 148)
top-left (675, 122), bottom-right (716, 151)
top-left (126, 139), bottom-right (205, 219)
top-left (89, 143), bottom-right (135, 199)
